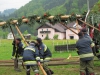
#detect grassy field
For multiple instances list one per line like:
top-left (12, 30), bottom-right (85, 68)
top-left (0, 39), bottom-right (100, 75)
top-left (0, 39), bottom-right (77, 60)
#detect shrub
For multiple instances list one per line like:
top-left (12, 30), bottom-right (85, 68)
top-left (53, 34), bottom-right (58, 40)
top-left (45, 34), bottom-right (49, 40)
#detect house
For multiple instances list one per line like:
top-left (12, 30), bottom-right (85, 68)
top-left (37, 23), bottom-right (66, 39)
top-left (37, 22), bottom-right (82, 40)
top-left (7, 32), bottom-right (14, 40)
top-left (24, 34), bottom-right (31, 40)
top-left (66, 22), bottom-right (81, 40)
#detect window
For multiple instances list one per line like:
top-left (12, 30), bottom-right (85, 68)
top-left (47, 29), bottom-right (48, 31)
top-left (42, 29), bottom-right (43, 31)
top-left (42, 35), bottom-right (43, 37)
top-left (70, 36), bottom-right (74, 39)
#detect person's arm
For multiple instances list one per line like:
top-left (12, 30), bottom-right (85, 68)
top-left (90, 40), bottom-right (95, 47)
top-left (39, 45), bottom-right (44, 62)
top-left (17, 43), bottom-right (24, 56)
top-left (35, 47), bottom-right (40, 62)
top-left (76, 42), bottom-right (79, 55)
top-left (12, 40), bottom-right (16, 57)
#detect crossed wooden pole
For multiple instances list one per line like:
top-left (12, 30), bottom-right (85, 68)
top-left (78, 19), bottom-right (100, 31)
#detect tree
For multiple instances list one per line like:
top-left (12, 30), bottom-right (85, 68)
top-left (53, 34), bottom-right (58, 40)
top-left (45, 34), bottom-right (49, 40)
top-left (24, 30), bottom-right (29, 35)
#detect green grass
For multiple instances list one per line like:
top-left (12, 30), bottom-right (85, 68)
top-left (0, 39), bottom-right (77, 60)
top-left (0, 39), bottom-right (100, 75)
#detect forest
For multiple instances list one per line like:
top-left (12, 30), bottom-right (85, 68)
top-left (0, 0), bottom-right (99, 38)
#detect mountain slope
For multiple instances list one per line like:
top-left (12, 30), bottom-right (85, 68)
top-left (10, 0), bottom-right (98, 18)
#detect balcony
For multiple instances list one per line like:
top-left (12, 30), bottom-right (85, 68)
top-left (40, 31), bottom-right (51, 33)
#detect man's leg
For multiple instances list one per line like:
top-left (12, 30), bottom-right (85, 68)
top-left (14, 59), bottom-right (18, 70)
top-left (85, 68), bottom-right (89, 75)
top-left (86, 61), bottom-right (89, 75)
top-left (87, 60), bottom-right (94, 75)
top-left (26, 66), bottom-right (30, 75)
top-left (43, 62), bottom-right (51, 75)
top-left (14, 59), bottom-right (21, 72)
top-left (80, 60), bottom-right (86, 75)
top-left (31, 65), bottom-right (39, 75)
top-left (44, 57), bottom-right (54, 75)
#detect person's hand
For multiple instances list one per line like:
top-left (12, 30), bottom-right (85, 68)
top-left (38, 62), bottom-right (40, 65)
top-left (11, 56), bottom-right (15, 60)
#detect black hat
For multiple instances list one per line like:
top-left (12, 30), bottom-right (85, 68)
top-left (78, 32), bottom-right (83, 37)
top-left (36, 38), bottom-right (42, 43)
top-left (16, 38), bottom-right (21, 41)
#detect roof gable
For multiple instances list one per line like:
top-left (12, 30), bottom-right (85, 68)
top-left (37, 23), bottom-right (66, 32)
top-left (37, 24), bottom-right (54, 30)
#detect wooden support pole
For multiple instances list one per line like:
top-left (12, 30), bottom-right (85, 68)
top-left (9, 25), bottom-right (15, 39)
top-left (9, 25), bottom-right (19, 70)
top-left (78, 19), bottom-right (100, 31)
top-left (76, 19), bottom-right (80, 33)
top-left (38, 64), bottom-right (47, 75)
top-left (15, 25), bottom-right (28, 46)
top-left (61, 23), bottom-right (78, 35)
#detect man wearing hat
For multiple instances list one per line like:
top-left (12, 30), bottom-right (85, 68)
top-left (81, 28), bottom-right (95, 53)
top-left (12, 38), bottom-right (24, 71)
top-left (76, 32), bottom-right (94, 75)
top-left (81, 28), bottom-right (91, 40)
top-left (23, 41), bottom-right (40, 75)
top-left (36, 38), bottom-right (53, 75)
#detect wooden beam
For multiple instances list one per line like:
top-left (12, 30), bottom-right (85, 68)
top-left (15, 25), bottom-right (29, 46)
top-left (0, 58), bottom-right (66, 63)
top-left (78, 19), bottom-right (100, 31)
top-left (61, 23), bottom-right (78, 35)
top-left (0, 61), bottom-right (79, 66)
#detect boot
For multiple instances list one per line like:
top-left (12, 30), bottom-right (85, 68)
top-left (49, 69), bottom-right (54, 74)
top-left (26, 71), bottom-right (30, 75)
top-left (46, 70), bottom-right (52, 75)
top-left (14, 68), bottom-right (21, 72)
top-left (89, 73), bottom-right (95, 75)
top-left (85, 68), bottom-right (89, 75)
top-left (80, 72), bottom-right (85, 75)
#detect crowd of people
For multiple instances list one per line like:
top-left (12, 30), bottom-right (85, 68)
top-left (11, 28), bottom-right (100, 75)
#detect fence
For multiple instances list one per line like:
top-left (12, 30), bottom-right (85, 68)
top-left (55, 44), bottom-right (76, 52)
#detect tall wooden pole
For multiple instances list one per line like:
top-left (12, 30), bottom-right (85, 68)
top-left (60, 23), bottom-right (78, 35)
top-left (9, 25), bottom-right (18, 70)
top-left (15, 25), bottom-right (28, 46)
top-left (76, 19), bottom-right (80, 33)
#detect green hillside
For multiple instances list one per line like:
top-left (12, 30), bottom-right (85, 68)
top-left (10, 0), bottom-right (98, 18)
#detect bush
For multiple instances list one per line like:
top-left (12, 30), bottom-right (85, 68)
top-left (53, 34), bottom-right (58, 40)
top-left (45, 34), bottom-right (49, 40)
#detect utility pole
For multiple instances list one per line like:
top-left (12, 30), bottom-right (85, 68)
top-left (86, 0), bottom-right (90, 35)
top-left (87, 0), bottom-right (90, 11)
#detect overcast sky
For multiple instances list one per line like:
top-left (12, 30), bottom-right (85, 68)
top-left (0, 0), bottom-right (31, 12)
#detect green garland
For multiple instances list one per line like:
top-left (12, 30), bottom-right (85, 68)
top-left (1, 12), bottom-right (87, 29)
